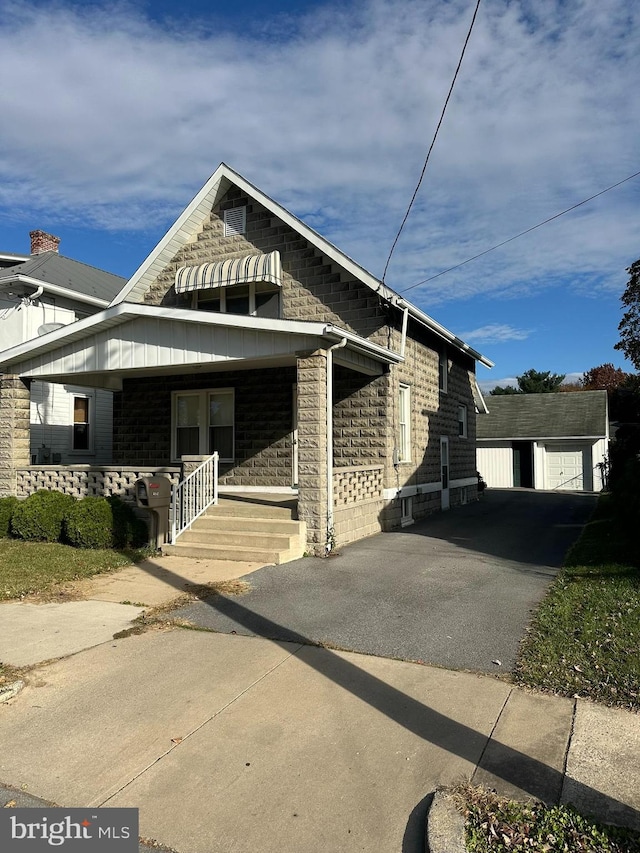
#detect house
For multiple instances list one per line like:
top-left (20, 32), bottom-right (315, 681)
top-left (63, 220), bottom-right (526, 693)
top-left (0, 231), bottom-right (125, 465)
top-left (0, 164), bottom-right (492, 558)
top-left (476, 390), bottom-right (609, 491)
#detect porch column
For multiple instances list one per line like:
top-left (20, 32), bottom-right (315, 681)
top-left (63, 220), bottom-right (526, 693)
top-left (0, 374), bottom-right (31, 496)
top-left (296, 350), bottom-right (329, 556)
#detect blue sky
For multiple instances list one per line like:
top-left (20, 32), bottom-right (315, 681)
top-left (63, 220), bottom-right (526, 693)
top-left (1, 0), bottom-right (638, 390)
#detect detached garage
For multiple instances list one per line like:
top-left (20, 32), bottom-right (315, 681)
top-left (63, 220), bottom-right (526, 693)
top-left (477, 391), bottom-right (609, 492)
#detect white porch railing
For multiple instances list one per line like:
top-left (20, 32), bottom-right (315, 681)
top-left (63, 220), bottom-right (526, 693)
top-left (170, 452), bottom-right (219, 544)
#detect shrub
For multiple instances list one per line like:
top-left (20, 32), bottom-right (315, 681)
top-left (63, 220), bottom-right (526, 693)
top-left (11, 490), bottom-right (75, 542)
top-left (64, 496), bottom-right (115, 549)
top-left (0, 496), bottom-right (18, 538)
top-left (107, 496), bottom-right (149, 549)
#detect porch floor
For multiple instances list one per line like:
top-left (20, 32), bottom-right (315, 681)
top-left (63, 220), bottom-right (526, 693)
top-left (216, 491), bottom-right (299, 519)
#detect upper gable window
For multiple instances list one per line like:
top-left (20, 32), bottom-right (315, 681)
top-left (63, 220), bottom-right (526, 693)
top-left (224, 207), bottom-right (246, 237)
top-left (197, 281), bottom-right (280, 318)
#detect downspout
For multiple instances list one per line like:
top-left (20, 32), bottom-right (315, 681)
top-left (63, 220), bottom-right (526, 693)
top-left (326, 336), bottom-right (347, 554)
top-left (396, 300), bottom-right (409, 358)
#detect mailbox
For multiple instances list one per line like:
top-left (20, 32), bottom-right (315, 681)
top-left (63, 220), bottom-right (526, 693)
top-left (136, 477), bottom-right (171, 508)
top-left (135, 477), bottom-right (172, 548)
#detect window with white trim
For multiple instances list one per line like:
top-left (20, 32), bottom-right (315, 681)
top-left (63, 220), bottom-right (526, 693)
top-left (398, 384), bottom-right (411, 462)
top-left (173, 389), bottom-right (235, 462)
top-left (196, 280), bottom-right (280, 318)
top-left (439, 350), bottom-right (448, 393)
top-left (457, 404), bottom-right (468, 438)
top-left (72, 395), bottom-right (92, 451)
top-left (223, 206), bottom-right (246, 236)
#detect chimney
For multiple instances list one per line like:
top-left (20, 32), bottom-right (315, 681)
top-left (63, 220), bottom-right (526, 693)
top-left (30, 230), bottom-right (60, 255)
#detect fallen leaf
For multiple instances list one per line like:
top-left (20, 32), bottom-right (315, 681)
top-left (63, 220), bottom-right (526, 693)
top-left (492, 660), bottom-right (502, 666)
top-left (170, 737), bottom-right (183, 745)
top-left (3, 800), bottom-right (16, 808)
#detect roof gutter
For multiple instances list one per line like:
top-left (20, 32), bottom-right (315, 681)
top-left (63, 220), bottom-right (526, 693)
top-left (0, 275), bottom-right (109, 308)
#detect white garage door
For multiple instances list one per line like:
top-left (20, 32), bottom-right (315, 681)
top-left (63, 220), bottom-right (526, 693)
top-left (546, 448), bottom-right (584, 490)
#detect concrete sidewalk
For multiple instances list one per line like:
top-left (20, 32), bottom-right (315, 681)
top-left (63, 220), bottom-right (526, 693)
top-left (0, 627), bottom-right (638, 853)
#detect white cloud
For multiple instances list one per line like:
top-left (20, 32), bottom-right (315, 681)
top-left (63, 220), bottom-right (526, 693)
top-left (0, 0), bottom-right (638, 310)
top-left (460, 324), bottom-right (532, 344)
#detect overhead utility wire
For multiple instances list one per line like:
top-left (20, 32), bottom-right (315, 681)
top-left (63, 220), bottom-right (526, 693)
top-left (381, 0), bottom-right (483, 285)
top-left (399, 168), bottom-right (640, 294)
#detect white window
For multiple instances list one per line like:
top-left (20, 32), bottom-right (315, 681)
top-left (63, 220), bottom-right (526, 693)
top-left (72, 395), bottom-right (92, 451)
top-left (223, 206), bottom-right (246, 237)
top-left (439, 350), bottom-right (448, 393)
top-left (196, 280), bottom-right (280, 318)
top-left (398, 384), bottom-right (411, 462)
top-left (173, 389), bottom-right (235, 462)
top-left (458, 404), bottom-right (468, 438)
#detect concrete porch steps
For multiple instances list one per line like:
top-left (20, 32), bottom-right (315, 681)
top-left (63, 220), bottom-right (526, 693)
top-left (162, 494), bottom-right (306, 565)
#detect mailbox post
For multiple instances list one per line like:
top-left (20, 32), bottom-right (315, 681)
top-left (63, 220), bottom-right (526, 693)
top-left (136, 477), bottom-right (172, 549)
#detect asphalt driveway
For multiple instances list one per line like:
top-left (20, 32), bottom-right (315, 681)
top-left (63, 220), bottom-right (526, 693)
top-left (166, 489), bottom-right (597, 672)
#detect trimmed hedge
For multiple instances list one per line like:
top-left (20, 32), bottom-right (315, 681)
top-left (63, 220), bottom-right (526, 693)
top-left (6, 490), bottom-right (149, 550)
top-left (64, 496), bottom-right (115, 549)
top-left (11, 490), bottom-right (75, 542)
top-left (63, 495), bottom-right (149, 550)
top-left (0, 496), bottom-right (18, 538)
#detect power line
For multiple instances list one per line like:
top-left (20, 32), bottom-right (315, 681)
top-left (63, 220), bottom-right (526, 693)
top-left (400, 168), bottom-right (640, 294)
top-left (381, 0), bottom-right (483, 286)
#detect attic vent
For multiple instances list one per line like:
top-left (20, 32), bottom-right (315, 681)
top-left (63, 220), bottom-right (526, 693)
top-left (223, 207), bottom-right (246, 237)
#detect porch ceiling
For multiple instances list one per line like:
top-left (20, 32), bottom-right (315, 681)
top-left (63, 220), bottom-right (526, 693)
top-left (0, 303), bottom-right (397, 389)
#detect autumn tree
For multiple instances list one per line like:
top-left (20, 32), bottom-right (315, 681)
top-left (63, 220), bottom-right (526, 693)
top-left (615, 258), bottom-right (640, 370)
top-left (581, 363), bottom-right (630, 394)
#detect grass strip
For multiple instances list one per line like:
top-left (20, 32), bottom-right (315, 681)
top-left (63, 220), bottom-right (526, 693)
top-left (453, 784), bottom-right (640, 853)
top-left (0, 539), bottom-right (145, 602)
top-left (514, 495), bottom-right (640, 710)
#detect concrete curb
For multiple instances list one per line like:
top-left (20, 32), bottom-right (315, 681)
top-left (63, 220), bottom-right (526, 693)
top-left (426, 790), bottom-right (466, 853)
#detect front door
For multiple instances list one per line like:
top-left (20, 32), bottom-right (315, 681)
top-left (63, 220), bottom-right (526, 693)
top-left (291, 384), bottom-right (298, 488)
top-left (440, 436), bottom-right (450, 510)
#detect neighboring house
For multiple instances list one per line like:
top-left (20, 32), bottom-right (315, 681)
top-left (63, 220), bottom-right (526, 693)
top-left (0, 164), bottom-right (492, 557)
top-left (477, 391), bottom-right (609, 492)
top-left (0, 230), bottom-right (125, 464)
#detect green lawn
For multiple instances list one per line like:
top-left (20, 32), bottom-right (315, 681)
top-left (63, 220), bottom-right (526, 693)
top-left (0, 539), bottom-right (141, 601)
top-left (515, 495), bottom-right (640, 710)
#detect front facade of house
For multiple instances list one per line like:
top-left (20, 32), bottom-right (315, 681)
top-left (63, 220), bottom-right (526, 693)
top-left (0, 165), bottom-right (491, 554)
top-left (477, 391), bottom-right (609, 492)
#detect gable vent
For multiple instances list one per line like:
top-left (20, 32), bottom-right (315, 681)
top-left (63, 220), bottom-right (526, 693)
top-left (223, 207), bottom-right (246, 237)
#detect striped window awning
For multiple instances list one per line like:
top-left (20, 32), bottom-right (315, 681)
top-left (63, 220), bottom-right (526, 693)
top-left (175, 251), bottom-right (282, 294)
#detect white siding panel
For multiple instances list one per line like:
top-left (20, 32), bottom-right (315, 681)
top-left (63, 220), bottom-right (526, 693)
top-left (29, 381), bottom-right (112, 464)
top-left (477, 443), bottom-right (513, 488)
top-left (592, 437), bottom-right (608, 491)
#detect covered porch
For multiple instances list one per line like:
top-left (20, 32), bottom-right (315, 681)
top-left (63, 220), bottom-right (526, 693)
top-left (0, 304), bottom-right (401, 556)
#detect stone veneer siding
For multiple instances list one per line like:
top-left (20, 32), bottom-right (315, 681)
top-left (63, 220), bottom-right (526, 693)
top-left (112, 366), bottom-right (297, 488)
top-left (296, 351), bottom-right (328, 555)
top-left (0, 375), bottom-right (31, 497)
top-left (142, 186), bottom-right (389, 342)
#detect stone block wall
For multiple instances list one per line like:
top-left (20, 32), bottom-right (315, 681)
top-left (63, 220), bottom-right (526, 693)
top-left (112, 366), bottom-right (296, 488)
top-left (142, 186), bottom-right (388, 341)
top-left (296, 351), bottom-right (328, 555)
top-left (332, 366), bottom-right (389, 467)
top-left (332, 464), bottom-right (384, 547)
top-left (0, 375), bottom-right (31, 496)
top-left (15, 466), bottom-right (180, 502)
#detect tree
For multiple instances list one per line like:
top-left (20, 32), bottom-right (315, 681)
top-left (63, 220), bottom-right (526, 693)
top-left (489, 368), bottom-right (566, 395)
top-left (489, 384), bottom-right (520, 395)
top-left (516, 368), bottom-right (566, 394)
top-left (581, 363), bottom-right (631, 394)
top-left (615, 258), bottom-right (640, 370)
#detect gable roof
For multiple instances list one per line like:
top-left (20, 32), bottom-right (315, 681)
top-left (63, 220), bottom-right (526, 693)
top-left (110, 163), bottom-right (493, 368)
top-left (477, 391), bottom-right (609, 440)
top-left (0, 251), bottom-right (125, 305)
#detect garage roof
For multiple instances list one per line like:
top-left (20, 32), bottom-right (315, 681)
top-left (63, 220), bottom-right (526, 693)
top-left (477, 390), bottom-right (608, 440)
